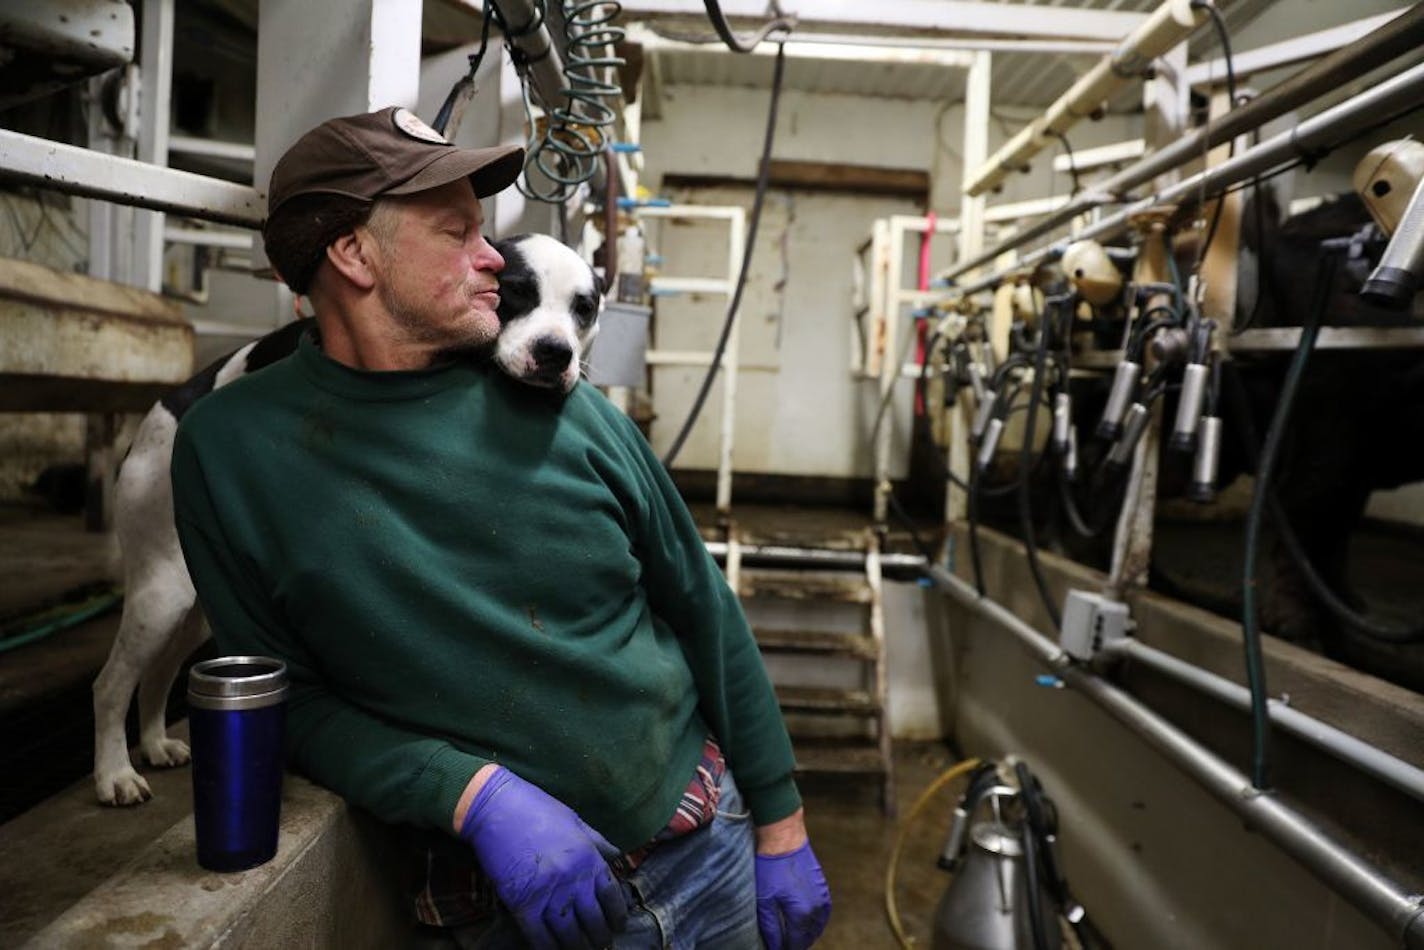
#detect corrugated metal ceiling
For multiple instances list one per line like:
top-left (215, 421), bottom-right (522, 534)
top-left (641, 0), bottom-right (1264, 109)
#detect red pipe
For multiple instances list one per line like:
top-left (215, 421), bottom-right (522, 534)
top-left (914, 211), bottom-right (936, 415)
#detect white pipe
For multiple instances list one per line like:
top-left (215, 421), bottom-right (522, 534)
top-left (715, 210), bottom-right (745, 516)
top-left (0, 127), bottom-right (262, 228)
top-left (965, 0), bottom-right (1209, 197)
top-left (958, 59), bottom-right (1424, 297)
top-left (768, 31), bottom-right (1116, 56)
top-left (163, 226), bottom-right (253, 249)
top-left (168, 135), bottom-right (256, 164)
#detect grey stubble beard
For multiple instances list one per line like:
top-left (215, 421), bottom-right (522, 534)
top-left (378, 276), bottom-right (498, 367)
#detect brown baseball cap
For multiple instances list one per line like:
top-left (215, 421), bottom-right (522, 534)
top-left (267, 106), bottom-right (524, 215)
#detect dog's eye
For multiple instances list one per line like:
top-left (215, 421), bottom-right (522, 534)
top-left (573, 298), bottom-right (598, 325)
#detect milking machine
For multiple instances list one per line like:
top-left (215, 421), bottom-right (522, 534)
top-left (928, 759), bottom-right (1104, 950)
top-left (1357, 139), bottom-right (1424, 309)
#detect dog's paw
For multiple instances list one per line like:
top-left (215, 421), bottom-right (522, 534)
top-left (95, 768), bottom-right (153, 806)
top-left (142, 737), bottom-right (191, 769)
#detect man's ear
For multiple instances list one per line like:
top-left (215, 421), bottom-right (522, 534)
top-left (325, 230), bottom-right (378, 291)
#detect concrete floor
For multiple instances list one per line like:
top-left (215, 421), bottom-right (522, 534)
top-left (800, 742), bottom-right (970, 950)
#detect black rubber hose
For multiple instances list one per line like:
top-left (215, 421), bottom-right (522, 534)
top-left (1189, 0), bottom-right (1239, 276)
top-left (1241, 253), bottom-right (1340, 790)
top-left (966, 376), bottom-right (1048, 595)
top-left (886, 490), bottom-right (939, 564)
top-left (702, 0), bottom-right (797, 53)
top-left (661, 42), bottom-right (786, 466)
top-left (1014, 763), bottom-right (1064, 903)
top-left (968, 465), bottom-right (988, 597)
top-left (433, 0), bottom-right (498, 135)
top-left (1018, 302), bottom-right (1063, 629)
top-left (1019, 820), bottom-right (1053, 950)
top-left (1223, 364), bottom-right (1424, 644)
top-left (913, 330), bottom-right (972, 493)
top-left (1057, 470), bottom-right (1100, 539)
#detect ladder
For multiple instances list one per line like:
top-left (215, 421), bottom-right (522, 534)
top-left (726, 528), bottom-right (894, 815)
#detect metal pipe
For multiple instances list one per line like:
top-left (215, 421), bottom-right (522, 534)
top-left (924, 564), bottom-right (1424, 948)
top-left (965, 0), bottom-right (1210, 197)
top-left (491, 0), bottom-right (569, 116)
top-left (1101, 638), bottom-right (1424, 806)
top-left (944, 4), bottom-right (1424, 283)
top-left (701, 541), bottom-right (926, 577)
top-left (959, 60), bottom-right (1424, 297)
top-left (0, 127), bottom-right (262, 228)
top-left (766, 30), bottom-right (1118, 57)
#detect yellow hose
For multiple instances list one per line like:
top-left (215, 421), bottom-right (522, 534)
top-left (884, 757), bottom-right (983, 949)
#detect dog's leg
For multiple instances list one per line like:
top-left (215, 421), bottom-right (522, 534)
top-left (137, 603), bottom-right (209, 768)
top-left (92, 579), bottom-right (194, 805)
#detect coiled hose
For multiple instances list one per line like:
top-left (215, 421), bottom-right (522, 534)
top-left (519, 1), bottom-right (625, 204)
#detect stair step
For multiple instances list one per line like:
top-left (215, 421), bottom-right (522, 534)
top-left (755, 628), bottom-right (879, 659)
top-left (737, 569), bottom-right (871, 604)
top-left (792, 740), bottom-right (888, 775)
top-left (775, 685), bottom-right (880, 715)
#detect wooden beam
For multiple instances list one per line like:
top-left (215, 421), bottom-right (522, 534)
top-left (0, 374), bottom-right (172, 413)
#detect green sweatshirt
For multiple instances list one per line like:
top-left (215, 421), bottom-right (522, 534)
top-left (171, 332), bottom-right (799, 850)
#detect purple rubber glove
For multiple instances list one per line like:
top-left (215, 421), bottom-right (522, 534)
top-left (458, 767), bottom-right (629, 950)
top-left (755, 841), bottom-right (832, 950)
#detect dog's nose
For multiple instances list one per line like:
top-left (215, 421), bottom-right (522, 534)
top-left (532, 337), bottom-right (574, 372)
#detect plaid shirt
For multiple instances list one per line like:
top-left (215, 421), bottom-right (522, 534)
top-left (411, 735), bottom-right (726, 928)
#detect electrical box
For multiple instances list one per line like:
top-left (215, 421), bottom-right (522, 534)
top-left (1059, 589), bottom-right (1131, 661)
top-left (586, 301), bottom-right (649, 388)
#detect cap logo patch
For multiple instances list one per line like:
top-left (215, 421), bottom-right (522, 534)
top-left (392, 107), bottom-right (448, 145)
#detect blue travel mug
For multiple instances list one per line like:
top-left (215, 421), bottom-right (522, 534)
top-left (188, 656), bottom-right (288, 872)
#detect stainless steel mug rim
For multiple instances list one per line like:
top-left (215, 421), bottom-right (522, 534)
top-left (189, 655), bottom-right (288, 699)
top-left (187, 685), bottom-right (288, 711)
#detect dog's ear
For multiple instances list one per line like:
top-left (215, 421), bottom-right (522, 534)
top-left (595, 270), bottom-right (610, 298)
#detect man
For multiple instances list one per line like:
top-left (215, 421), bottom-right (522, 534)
top-left (171, 106), bottom-right (831, 949)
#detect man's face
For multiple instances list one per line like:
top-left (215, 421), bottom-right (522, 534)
top-left (363, 179), bottom-right (505, 354)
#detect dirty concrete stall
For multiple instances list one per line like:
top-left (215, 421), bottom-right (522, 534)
top-left (4, 0), bottom-right (1424, 948)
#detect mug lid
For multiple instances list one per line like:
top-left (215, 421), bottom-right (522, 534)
top-left (189, 656), bottom-right (288, 699)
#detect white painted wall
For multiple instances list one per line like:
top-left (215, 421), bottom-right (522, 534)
top-left (638, 83), bottom-right (1140, 477)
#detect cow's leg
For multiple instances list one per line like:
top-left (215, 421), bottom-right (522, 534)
top-left (1263, 485), bottom-right (1369, 650)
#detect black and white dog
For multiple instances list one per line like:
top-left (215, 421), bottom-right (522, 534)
top-left (93, 233), bottom-right (601, 805)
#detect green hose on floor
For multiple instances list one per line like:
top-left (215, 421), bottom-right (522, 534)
top-left (0, 585), bottom-right (123, 655)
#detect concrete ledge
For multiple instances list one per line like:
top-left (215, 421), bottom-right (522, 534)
top-left (9, 736), bottom-right (411, 949)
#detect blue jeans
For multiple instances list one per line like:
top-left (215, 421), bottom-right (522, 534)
top-left (465, 768), bottom-right (760, 950)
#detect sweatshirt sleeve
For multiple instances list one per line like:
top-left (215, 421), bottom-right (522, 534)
top-left (171, 421), bottom-right (486, 833)
top-left (598, 402), bottom-right (802, 826)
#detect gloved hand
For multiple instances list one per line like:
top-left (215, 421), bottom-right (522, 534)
top-left (458, 767), bottom-right (629, 950)
top-left (755, 841), bottom-right (832, 950)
